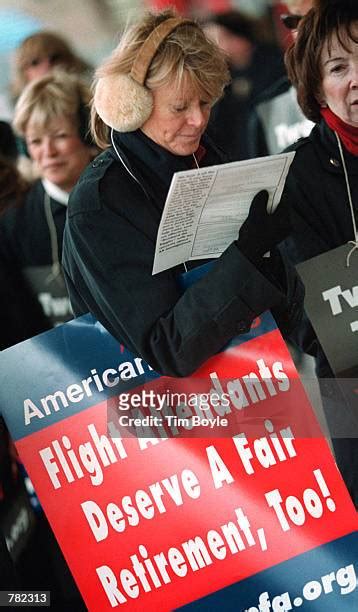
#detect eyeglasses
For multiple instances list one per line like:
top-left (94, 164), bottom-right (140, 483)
top-left (280, 14), bottom-right (303, 31)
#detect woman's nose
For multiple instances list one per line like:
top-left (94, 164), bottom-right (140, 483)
top-left (350, 62), bottom-right (358, 87)
top-left (42, 138), bottom-right (57, 156)
top-left (187, 106), bottom-right (207, 128)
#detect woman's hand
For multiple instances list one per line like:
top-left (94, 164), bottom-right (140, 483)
top-left (237, 189), bottom-right (291, 261)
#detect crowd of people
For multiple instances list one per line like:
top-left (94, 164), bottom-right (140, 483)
top-left (0, 0), bottom-right (357, 605)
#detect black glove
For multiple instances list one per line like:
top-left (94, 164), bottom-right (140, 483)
top-left (236, 189), bottom-right (291, 261)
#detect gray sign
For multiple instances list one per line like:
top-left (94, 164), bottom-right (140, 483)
top-left (297, 243), bottom-right (358, 378)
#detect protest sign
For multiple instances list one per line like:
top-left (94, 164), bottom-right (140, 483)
top-left (297, 244), bottom-right (358, 411)
top-left (297, 244), bottom-right (358, 378)
top-left (0, 312), bottom-right (356, 610)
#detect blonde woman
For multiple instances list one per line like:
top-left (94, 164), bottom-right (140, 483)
top-left (0, 71), bottom-right (96, 329)
top-left (63, 9), bottom-right (302, 377)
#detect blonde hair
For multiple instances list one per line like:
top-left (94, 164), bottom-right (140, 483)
top-left (13, 70), bottom-right (91, 138)
top-left (91, 9), bottom-right (231, 149)
top-left (11, 31), bottom-right (91, 98)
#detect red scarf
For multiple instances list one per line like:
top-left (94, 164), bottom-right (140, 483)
top-left (321, 107), bottom-right (358, 156)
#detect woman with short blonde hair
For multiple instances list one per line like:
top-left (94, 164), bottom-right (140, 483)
top-left (91, 10), bottom-right (230, 149)
top-left (14, 70), bottom-right (91, 139)
top-left (63, 9), bottom-right (302, 377)
top-left (0, 71), bottom-right (96, 331)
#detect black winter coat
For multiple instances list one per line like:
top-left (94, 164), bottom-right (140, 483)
top-left (0, 181), bottom-right (67, 267)
top-left (280, 120), bottom-right (358, 376)
top-left (0, 261), bottom-right (51, 350)
top-left (63, 129), bottom-right (303, 377)
top-left (0, 180), bottom-right (72, 329)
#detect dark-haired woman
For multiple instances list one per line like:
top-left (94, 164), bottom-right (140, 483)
top-left (280, 1), bottom-right (358, 506)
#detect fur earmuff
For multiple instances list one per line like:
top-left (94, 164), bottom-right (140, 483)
top-left (94, 72), bottom-right (153, 133)
top-left (93, 17), bottom-right (192, 133)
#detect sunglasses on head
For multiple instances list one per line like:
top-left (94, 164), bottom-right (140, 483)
top-left (280, 14), bottom-right (303, 30)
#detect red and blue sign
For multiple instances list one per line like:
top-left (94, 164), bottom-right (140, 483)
top-left (0, 312), bottom-right (356, 610)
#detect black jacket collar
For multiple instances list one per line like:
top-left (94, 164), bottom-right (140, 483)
top-left (113, 129), bottom-right (199, 191)
top-left (112, 129), bottom-right (225, 192)
top-left (310, 120), bottom-right (358, 176)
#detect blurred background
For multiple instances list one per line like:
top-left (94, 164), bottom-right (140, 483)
top-left (0, 0), bottom-right (294, 121)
